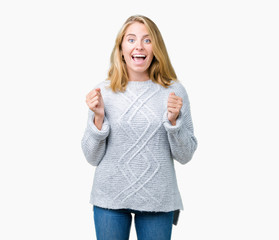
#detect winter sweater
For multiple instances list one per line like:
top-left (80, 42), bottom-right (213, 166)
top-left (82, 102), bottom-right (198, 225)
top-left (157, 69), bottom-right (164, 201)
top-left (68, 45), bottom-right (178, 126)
top-left (81, 79), bottom-right (197, 212)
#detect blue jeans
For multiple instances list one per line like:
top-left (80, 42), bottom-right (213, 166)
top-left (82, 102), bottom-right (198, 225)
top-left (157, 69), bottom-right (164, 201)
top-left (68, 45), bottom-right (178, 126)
top-left (93, 205), bottom-right (174, 240)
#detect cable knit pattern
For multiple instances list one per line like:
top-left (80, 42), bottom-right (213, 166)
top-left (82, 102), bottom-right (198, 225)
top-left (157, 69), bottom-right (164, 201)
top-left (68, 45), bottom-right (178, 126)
top-left (81, 79), bottom-right (197, 212)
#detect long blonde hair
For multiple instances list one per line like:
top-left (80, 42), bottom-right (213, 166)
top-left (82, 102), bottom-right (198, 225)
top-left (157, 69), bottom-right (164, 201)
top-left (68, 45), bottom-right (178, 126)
top-left (108, 15), bottom-right (177, 93)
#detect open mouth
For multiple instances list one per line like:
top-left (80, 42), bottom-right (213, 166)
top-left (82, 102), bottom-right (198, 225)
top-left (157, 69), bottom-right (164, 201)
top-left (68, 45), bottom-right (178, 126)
top-left (132, 54), bottom-right (146, 62)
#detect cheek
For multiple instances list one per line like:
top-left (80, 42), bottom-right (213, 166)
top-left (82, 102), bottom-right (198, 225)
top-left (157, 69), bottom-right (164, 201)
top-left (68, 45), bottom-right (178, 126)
top-left (123, 52), bottom-right (131, 62)
top-left (123, 51), bottom-right (132, 60)
top-left (147, 47), bottom-right (153, 57)
top-left (148, 50), bottom-right (154, 61)
top-left (121, 43), bottom-right (127, 55)
top-left (122, 42), bottom-right (132, 53)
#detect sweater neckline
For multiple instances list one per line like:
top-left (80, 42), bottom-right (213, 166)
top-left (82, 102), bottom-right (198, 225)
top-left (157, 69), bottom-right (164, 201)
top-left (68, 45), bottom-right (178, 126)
top-left (127, 79), bottom-right (153, 86)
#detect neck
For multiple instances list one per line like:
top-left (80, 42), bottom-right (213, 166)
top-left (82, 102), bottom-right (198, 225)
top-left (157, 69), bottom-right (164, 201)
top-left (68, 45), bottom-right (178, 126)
top-left (127, 71), bottom-right (149, 82)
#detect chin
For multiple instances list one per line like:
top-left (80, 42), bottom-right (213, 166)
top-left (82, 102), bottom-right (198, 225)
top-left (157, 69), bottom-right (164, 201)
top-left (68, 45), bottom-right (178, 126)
top-left (132, 67), bottom-right (149, 73)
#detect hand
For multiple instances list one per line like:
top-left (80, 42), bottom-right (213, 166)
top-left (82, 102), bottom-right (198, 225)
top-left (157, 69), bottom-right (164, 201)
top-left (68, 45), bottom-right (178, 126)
top-left (86, 88), bottom-right (105, 118)
top-left (167, 92), bottom-right (182, 125)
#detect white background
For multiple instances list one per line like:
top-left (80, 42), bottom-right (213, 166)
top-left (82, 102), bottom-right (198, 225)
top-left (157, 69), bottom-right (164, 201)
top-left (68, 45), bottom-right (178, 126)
top-left (0, 0), bottom-right (278, 239)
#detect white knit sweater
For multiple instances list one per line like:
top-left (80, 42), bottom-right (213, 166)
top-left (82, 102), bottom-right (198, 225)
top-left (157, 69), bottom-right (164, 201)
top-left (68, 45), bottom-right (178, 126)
top-left (81, 79), bottom-right (197, 212)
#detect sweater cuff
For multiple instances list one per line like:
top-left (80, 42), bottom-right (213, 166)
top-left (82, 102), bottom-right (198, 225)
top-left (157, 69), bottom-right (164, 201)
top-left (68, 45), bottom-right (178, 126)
top-left (162, 110), bottom-right (184, 134)
top-left (87, 109), bottom-right (110, 140)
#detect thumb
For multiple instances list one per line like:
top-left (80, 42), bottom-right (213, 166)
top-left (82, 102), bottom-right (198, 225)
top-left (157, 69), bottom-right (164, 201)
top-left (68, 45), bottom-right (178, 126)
top-left (95, 88), bottom-right (101, 92)
top-left (169, 92), bottom-right (176, 96)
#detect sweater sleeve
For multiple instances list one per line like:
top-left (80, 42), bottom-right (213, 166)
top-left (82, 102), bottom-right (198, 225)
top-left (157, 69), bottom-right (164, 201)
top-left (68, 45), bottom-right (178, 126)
top-left (162, 83), bottom-right (198, 165)
top-left (81, 109), bottom-right (110, 166)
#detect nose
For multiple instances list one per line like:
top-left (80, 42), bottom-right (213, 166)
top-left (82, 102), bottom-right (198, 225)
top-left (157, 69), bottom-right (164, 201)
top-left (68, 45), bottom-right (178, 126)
top-left (135, 41), bottom-right (143, 50)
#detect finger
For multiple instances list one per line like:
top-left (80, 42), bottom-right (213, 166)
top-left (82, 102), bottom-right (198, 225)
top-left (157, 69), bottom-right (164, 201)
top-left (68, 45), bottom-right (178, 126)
top-left (168, 94), bottom-right (181, 100)
top-left (168, 105), bottom-right (179, 111)
top-left (86, 92), bottom-right (92, 101)
top-left (90, 95), bottom-right (101, 104)
top-left (87, 89), bottom-right (102, 101)
top-left (89, 100), bottom-right (99, 109)
top-left (167, 107), bottom-right (178, 113)
top-left (168, 98), bottom-right (182, 104)
top-left (168, 99), bottom-right (182, 105)
top-left (93, 89), bottom-right (102, 99)
top-left (89, 96), bottom-right (99, 105)
top-left (86, 93), bottom-right (99, 104)
top-left (86, 93), bottom-right (96, 103)
top-left (88, 87), bottom-right (101, 95)
top-left (168, 97), bottom-right (180, 103)
top-left (168, 107), bottom-right (180, 114)
top-left (86, 91), bottom-right (95, 101)
top-left (169, 99), bottom-right (182, 108)
top-left (95, 88), bottom-right (101, 92)
top-left (168, 103), bottom-right (181, 110)
top-left (167, 107), bottom-right (174, 113)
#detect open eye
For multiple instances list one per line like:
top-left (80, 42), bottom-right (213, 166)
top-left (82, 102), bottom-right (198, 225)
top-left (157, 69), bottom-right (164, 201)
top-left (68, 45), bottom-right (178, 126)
top-left (144, 38), bottom-right (151, 44)
top-left (128, 39), bottom-right (135, 43)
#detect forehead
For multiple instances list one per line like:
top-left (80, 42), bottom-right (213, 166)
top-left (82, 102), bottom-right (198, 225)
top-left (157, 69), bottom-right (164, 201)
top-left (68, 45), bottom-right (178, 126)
top-left (124, 22), bottom-right (149, 36)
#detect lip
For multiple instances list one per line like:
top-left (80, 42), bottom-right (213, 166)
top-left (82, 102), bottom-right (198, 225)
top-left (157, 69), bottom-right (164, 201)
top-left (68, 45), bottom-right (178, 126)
top-left (131, 56), bottom-right (147, 65)
top-left (131, 54), bottom-right (147, 64)
top-left (132, 53), bottom-right (146, 55)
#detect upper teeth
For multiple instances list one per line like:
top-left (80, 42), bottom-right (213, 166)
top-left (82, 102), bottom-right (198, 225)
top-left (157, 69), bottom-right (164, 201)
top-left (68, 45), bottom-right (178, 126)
top-left (133, 55), bottom-right (146, 58)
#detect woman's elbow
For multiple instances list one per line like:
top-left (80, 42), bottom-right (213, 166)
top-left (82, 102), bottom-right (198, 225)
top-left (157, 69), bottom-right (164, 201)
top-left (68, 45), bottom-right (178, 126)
top-left (81, 142), bottom-right (103, 167)
top-left (85, 155), bottom-right (100, 166)
top-left (175, 151), bottom-right (194, 165)
top-left (175, 141), bottom-right (198, 165)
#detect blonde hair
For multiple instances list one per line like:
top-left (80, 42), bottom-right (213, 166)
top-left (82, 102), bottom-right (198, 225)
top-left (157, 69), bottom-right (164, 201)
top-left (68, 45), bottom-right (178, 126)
top-left (107, 15), bottom-right (178, 92)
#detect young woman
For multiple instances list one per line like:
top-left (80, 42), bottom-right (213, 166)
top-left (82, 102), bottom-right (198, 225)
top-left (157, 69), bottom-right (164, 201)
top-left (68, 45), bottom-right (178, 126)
top-left (81, 15), bottom-right (198, 240)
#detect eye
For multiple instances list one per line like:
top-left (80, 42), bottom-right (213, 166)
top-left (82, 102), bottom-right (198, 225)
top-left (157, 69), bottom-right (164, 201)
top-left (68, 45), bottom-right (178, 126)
top-left (144, 38), bottom-right (151, 44)
top-left (128, 39), bottom-right (135, 43)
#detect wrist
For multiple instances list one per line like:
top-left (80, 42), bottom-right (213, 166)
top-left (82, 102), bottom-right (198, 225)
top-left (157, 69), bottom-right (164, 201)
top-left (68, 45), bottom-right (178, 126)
top-left (169, 119), bottom-right (176, 126)
top-left (95, 114), bottom-right (104, 121)
top-left (94, 114), bottom-right (104, 130)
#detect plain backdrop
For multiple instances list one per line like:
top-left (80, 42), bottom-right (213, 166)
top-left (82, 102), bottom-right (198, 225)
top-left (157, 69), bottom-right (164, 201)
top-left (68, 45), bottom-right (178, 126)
top-left (0, 0), bottom-right (278, 239)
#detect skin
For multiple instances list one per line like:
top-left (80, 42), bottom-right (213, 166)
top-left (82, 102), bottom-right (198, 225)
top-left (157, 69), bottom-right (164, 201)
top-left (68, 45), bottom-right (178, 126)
top-left (86, 88), bottom-right (104, 130)
top-left (86, 22), bottom-right (183, 129)
top-left (121, 22), bottom-right (154, 82)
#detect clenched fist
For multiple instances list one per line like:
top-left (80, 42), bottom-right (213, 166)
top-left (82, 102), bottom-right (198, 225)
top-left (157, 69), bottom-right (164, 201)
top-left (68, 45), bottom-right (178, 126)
top-left (86, 88), bottom-right (104, 130)
top-left (167, 92), bottom-right (183, 126)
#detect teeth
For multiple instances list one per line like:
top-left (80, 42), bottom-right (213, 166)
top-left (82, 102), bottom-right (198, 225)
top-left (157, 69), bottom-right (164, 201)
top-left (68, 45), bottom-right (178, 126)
top-left (133, 55), bottom-right (146, 58)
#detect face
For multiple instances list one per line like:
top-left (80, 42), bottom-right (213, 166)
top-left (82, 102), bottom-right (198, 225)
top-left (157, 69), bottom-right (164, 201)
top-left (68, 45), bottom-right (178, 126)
top-left (121, 22), bottom-right (154, 79)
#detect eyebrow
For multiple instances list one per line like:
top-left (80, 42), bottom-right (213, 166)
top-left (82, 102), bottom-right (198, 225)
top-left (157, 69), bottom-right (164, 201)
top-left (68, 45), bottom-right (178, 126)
top-left (125, 34), bottom-right (150, 38)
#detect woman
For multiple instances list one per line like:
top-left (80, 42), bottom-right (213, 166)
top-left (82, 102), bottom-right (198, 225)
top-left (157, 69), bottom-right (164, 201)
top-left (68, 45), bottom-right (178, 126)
top-left (81, 15), bottom-right (198, 240)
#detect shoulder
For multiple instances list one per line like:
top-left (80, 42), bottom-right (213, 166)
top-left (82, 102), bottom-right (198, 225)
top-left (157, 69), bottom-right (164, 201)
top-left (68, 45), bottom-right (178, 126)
top-left (93, 79), bottom-right (110, 88)
top-left (168, 80), bottom-right (189, 100)
top-left (92, 80), bottom-right (111, 93)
